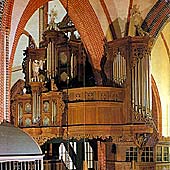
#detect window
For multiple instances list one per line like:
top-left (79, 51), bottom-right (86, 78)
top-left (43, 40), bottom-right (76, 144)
top-left (84, 142), bottom-right (94, 169)
top-left (141, 147), bottom-right (153, 162)
top-left (126, 147), bottom-right (137, 162)
top-left (164, 147), bottom-right (169, 162)
top-left (59, 142), bottom-right (76, 170)
top-left (156, 146), bottom-right (170, 162)
top-left (157, 146), bottom-right (162, 162)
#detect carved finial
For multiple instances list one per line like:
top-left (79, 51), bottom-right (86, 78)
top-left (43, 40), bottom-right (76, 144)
top-left (47, 5), bottom-right (59, 31)
top-left (128, 5), bottom-right (149, 37)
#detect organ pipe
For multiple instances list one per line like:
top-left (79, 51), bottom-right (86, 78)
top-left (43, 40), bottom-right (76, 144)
top-left (51, 41), bottom-right (54, 77)
top-left (112, 51), bottom-right (126, 86)
top-left (52, 101), bottom-right (57, 124)
top-left (131, 50), bottom-right (151, 120)
top-left (31, 84), bottom-right (41, 124)
top-left (71, 53), bottom-right (74, 78)
top-left (32, 91), bottom-right (41, 123)
top-left (47, 41), bottom-right (59, 79)
top-left (29, 59), bottom-right (31, 82)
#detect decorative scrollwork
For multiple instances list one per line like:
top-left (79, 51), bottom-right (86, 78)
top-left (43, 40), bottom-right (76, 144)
top-left (33, 134), bottom-right (56, 146)
top-left (134, 133), bottom-right (150, 150)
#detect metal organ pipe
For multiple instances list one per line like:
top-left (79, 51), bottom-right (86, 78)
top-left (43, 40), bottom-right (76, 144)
top-left (47, 41), bottom-right (58, 79)
top-left (29, 59), bottom-right (32, 82)
top-left (52, 101), bottom-right (57, 124)
top-left (38, 94), bottom-right (40, 120)
top-left (52, 42), bottom-right (57, 78)
top-left (71, 53), bottom-right (74, 78)
top-left (32, 91), bottom-right (40, 124)
top-left (135, 63), bottom-right (138, 112)
top-left (51, 41), bottom-right (54, 78)
top-left (32, 93), bottom-right (36, 122)
top-left (52, 101), bottom-right (54, 124)
top-left (131, 68), bottom-right (135, 109)
top-left (112, 51), bottom-right (126, 86)
top-left (131, 51), bottom-right (152, 119)
top-left (47, 42), bottom-right (52, 78)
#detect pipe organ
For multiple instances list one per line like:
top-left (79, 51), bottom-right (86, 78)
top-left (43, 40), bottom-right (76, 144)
top-left (112, 51), bottom-right (126, 87)
top-left (20, 35), bottom-right (154, 126)
top-left (131, 46), bottom-right (152, 122)
top-left (105, 37), bottom-right (153, 124)
top-left (11, 10), bottom-right (157, 170)
top-left (30, 82), bottom-right (42, 124)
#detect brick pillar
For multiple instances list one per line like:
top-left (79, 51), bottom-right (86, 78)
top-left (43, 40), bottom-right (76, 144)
top-left (97, 141), bottom-right (106, 170)
top-left (0, 30), bottom-right (5, 122)
top-left (5, 27), bottom-right (10, 122)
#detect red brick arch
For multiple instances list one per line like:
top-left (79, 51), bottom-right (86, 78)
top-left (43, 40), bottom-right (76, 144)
top-left (60, 0), bottom-right (105, 70)
top-left (0, 0), bottom-right (15, 120)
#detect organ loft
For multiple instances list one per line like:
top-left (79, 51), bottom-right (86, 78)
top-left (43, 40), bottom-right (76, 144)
top-left (10, 6), bottom-right (160, 170)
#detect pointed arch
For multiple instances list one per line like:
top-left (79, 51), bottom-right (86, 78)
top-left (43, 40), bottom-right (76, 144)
top-left (152, 75), bottom-right (162, 136)
top-left (142, 0), bottom-right (170, 39)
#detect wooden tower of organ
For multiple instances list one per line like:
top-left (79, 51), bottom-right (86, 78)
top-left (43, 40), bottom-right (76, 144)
top-left (11, 12), bottom-right (158, 170)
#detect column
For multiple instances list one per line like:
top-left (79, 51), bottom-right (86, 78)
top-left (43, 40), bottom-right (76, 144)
top-left (41, 159), bottom-right (43, 170)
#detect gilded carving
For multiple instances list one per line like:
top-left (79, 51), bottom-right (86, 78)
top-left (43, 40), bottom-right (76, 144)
top-left (130, 44), bottom-right (151, 68)
top-left (67, 87), bottom-right (125, 102)
top-left (33, 134), bottom-right (56, 146)
top-left (99, 91), bottom-right (109, 100)
top-left (85, 91), bottom-right (96, 100)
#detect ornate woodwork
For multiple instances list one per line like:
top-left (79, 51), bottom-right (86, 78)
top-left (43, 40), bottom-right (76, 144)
top-left (10, 10), bottom-right (157, 170)
top-left (12, 36), bottom-right (156, 169)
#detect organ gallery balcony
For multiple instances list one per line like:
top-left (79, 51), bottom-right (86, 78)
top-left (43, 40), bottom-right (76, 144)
top-left (10, 34), bottom-right (155, 147)
top-left (11, 85), bottom-right (153, 145)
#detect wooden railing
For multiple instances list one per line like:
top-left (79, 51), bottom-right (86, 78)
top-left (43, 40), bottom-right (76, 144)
top-left (43, 160), bottom-right (99, 170)
top-left (156, 162), bottom-right (170, 170)
top-left (43, 160), bottom-right (68, 170)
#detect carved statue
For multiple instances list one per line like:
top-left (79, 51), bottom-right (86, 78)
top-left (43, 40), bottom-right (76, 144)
top-left (32, 60), bottom-right (40, 81)
top-left (128, 5), bottom-right (149, 36)
top-left (32, 59), bottom-right (45, 82)
top-left (47, 6), bottom-right (59, 31)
